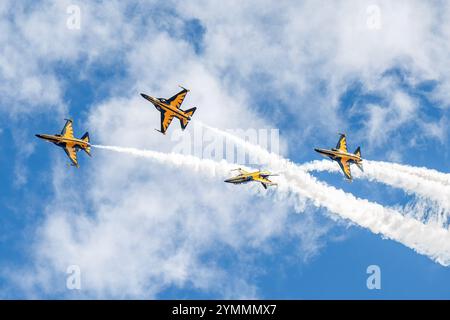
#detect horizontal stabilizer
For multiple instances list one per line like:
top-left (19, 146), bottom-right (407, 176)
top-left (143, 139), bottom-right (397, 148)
top-left (184, 107), bottom-right (196, 118)
top-left (180, 107), bottom-right (196, 130)
top-left (356, 162), bottom-right (364, 172)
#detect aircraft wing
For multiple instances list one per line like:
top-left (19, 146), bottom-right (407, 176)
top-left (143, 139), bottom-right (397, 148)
top-left (335, 134), bottom-right (347, 152)
top-left (254, 176), bottom-right (277, 189)
top-left (337, 158), bottom-right (352, 180)
top-left (160, 110), bottom-right (176, 134)
top-left (167, 88), bottom-right (189, 109)
top-left (254, 176), bottom-right (276, 185)
top-left (61, 119), bottom-right (74, 138)
top-left (63, 145), bottom-right (78, 167)
top-left (254, 176), bottom-right (270, 183)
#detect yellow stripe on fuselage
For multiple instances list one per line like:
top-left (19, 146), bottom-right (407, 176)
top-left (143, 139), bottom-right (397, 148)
top-left (317, 148), bottom-right (361, 162)
top-left (154, 100), bottom-right (190, 119)
top-left (39, 134), bottom-right (89, 148)
top-left (333, 151), bottom-right (361, 162)
top-left (59, 137), bottom-right (89, 146)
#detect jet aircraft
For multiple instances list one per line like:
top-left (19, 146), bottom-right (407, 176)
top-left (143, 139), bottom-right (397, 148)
top-left (224, 168), bottom-right (278, 189)
top-left (140, 86), bottom-right (197, 135)
top-left (36, 119), bottom-right (91, 168)
top-left (314, 133), bottom-right (363, 180)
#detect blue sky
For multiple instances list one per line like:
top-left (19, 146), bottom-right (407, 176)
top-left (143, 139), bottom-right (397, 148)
top-left (0, 0), bottom-right (450, 299)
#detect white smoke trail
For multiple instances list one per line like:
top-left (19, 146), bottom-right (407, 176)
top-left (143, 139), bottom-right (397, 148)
top-left (198, 121), bottom-right (450, 217)
top-left (400, 198), bottom-right (450, 229)
top-left (196, 121), bottom-right (450, 192)
top-left (194, 121), bottom-right (286, 167)
top-left (299, 160), bottom-right (450, 213)
top-left (195, 122), bottom-right (450, 264)
top-left (282, 166), bottom-right (450, 266)
top-left (92, 144), bottom-right (243, 178)
top-left (378, 161), bottom-right (450, 186)
top-left (93, 143), bottom-right (450, 266)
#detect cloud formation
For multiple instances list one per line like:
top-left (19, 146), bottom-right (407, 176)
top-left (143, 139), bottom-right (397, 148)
top-left (1, 0), bottom-right (450, 298)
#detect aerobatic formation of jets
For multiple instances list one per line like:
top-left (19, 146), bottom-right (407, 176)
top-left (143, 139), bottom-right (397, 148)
top-left (35, 86), bottom-right (366, 185)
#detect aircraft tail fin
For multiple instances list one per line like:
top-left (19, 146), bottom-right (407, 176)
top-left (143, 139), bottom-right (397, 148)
top-left (354, 146), bottom-right (361, 158)
top-left (353, 147), bottom-right (363, 172)
top-left (184, 107), bottom-right (196, 118)
top-left (180, 107), bottom-right (197, 130)
top-left (81, 132), bottom-right (91, 156)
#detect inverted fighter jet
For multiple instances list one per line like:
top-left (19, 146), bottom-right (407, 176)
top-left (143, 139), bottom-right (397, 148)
top-left (35, 119), bottom-right (91, 168)
top-left (314, 133), bottom-right (363, 180)
top-left (224, 168), bottom-right (278, 189)
top-left (140, 86), bottom-right (197, 135)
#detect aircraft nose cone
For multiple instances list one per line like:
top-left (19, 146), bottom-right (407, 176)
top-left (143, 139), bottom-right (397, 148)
top-left (224, 178), bottom-right (232, 183)
top-left (141, 93), bottom-right (156, 103)
top-left (141, 93), bottom-right (154, 101)
top-left (35, 134), bottom-right (44, 139)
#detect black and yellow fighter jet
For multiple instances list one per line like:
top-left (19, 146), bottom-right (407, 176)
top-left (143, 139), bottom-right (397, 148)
top-left (224, 168), bottom-right (278, 189)
top-left (314, 133), bottom-right (363, 180)
top-left (140, 86), bottom-right (197, 135)
top-left (35, 119), bottom-right (91, 168)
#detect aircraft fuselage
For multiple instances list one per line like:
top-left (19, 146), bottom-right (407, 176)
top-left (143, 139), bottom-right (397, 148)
top-left (314, 148), bottom-right (362, 163)
top-left (224, 169), bottom-right (276, 189)
top-left (224, 171), bottom-right (272, 184)
top-left (224, 175), bottom-right (254, 184)
top-left (141, 94), bottom-right (191, 120)
top-left (35, 134), bottom-right (89, 149)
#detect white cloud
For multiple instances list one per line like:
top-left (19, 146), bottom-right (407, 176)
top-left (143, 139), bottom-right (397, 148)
top-left (0, 1), bottom-right (327, 297)
top-left (363, 90), bottom-right (418, 148)
top-left (420, 117), bottom-right (448, 144)
top-left (17, 149), bottom-right (320, 298)
top-left (2, 0), bottom-right (450, 297)
top-left (179, 0), bottom-right (450, 146)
